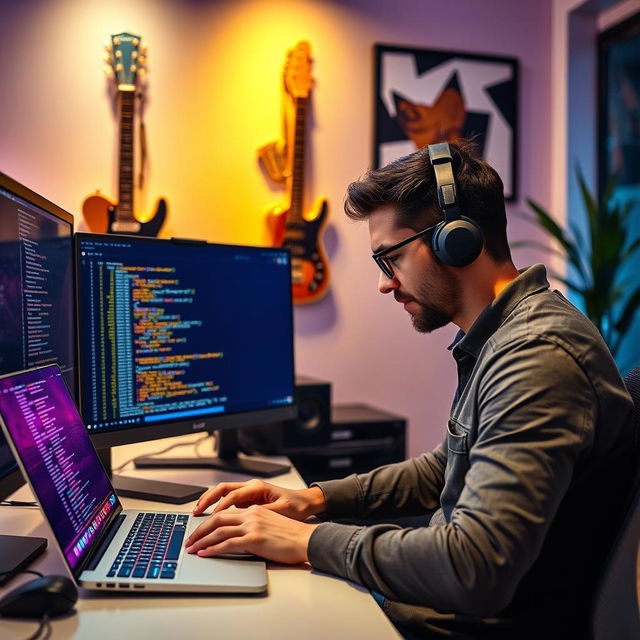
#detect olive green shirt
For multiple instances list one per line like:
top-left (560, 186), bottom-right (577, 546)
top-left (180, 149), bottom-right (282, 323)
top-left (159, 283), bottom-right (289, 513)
top-left (308, 265), bottom-right (635, 638)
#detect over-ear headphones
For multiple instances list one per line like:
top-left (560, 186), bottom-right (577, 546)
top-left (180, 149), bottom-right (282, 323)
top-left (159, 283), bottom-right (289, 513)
top-left (427, 143), bottom-right (484, 267)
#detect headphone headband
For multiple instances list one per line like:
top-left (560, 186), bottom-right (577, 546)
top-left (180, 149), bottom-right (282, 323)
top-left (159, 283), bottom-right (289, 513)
top-left (427, 143), bottom-right (460, 222)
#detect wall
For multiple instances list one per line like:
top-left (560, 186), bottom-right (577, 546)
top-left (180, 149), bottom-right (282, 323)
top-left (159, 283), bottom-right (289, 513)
top-left (0, 0), bottom-right (552, 457)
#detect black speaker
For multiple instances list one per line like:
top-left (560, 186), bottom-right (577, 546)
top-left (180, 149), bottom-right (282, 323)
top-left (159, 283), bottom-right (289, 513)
top-left (238, 375), bottom-right (331, 455)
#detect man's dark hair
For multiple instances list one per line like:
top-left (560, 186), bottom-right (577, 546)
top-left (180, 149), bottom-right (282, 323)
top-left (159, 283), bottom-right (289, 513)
top-left (344, 140), bottom-right (512, 263)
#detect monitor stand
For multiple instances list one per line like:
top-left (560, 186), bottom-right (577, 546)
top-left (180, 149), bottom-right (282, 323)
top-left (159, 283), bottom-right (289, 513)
top-left (133, 429), bottom-right (290, 478)
top-left (0, 535), bottom-right (47, 586)
top-left (97, 448), bottom-right (207, 505)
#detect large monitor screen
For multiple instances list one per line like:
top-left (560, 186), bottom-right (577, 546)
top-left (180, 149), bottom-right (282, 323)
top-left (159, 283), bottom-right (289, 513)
top-left (75, 233), bottom-right (295, 447)
top-left (0, 172), bottom-right (75, 498)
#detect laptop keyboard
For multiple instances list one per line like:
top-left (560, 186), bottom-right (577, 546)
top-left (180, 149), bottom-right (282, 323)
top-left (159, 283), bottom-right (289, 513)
top-left (107, 513), bottom-right (189, 580)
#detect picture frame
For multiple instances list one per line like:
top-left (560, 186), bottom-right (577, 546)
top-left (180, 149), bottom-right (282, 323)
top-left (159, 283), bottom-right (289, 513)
top-left (598, 12), bottom-right (640, 195)
top-left (374, 44), bottom-right (519, 201)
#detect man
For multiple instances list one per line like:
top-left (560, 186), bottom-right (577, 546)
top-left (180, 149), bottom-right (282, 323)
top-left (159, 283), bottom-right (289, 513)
top-left (185, 141), bottom-right (636, 638)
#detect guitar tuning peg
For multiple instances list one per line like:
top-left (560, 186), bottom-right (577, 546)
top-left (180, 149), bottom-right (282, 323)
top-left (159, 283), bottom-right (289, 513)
top-left (140, 44), bottom-right (148, 55)
top-left (103, 65), bottom-right (114, 76)
top-left (138, 67), bottom-right (147, 77)
top-left (103, 52), bottom-right (113, 62)
top-left (138, 55), bottom-right (147, 64)
top-left (103, 38), bottom-right (110, 48)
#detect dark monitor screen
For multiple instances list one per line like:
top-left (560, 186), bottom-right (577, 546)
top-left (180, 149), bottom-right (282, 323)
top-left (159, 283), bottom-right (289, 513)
top-left (0, 172), bottom-right (75, 499)
top-left (75, 233), bottom-right (296, 449)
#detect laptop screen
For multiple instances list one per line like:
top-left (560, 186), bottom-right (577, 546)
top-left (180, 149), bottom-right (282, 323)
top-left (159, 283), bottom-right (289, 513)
top-left (0, 365), bottom-right (119, 572)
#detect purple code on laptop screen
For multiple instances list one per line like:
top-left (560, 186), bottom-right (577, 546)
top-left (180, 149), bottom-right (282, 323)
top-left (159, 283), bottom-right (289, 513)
top-left (0, 365), bottom-right (118, 570)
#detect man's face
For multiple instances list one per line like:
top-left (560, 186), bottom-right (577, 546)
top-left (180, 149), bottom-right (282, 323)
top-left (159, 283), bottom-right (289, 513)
top-left (368, 206), bottom-right (460, 333)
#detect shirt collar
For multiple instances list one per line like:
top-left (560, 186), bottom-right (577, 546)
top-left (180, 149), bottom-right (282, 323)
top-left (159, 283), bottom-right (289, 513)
top-left (452, 264), bottom-right (550, 360)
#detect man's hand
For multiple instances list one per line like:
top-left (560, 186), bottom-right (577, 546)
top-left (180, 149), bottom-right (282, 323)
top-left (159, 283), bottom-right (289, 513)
top-left (192, 479), bottom-right (326, 521)
top-left (184, 505), bottom-right (319, 564)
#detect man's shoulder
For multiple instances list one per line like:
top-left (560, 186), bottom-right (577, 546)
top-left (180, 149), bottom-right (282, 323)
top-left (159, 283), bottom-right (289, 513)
top-left (491, 288), bottom-right (605, 361)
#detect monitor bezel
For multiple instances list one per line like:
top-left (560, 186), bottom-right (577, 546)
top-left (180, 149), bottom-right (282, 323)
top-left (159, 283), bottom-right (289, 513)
top-left (74, 232), bottom-right (297, 450)
top-left (0, 171), bottom-right (76, 499)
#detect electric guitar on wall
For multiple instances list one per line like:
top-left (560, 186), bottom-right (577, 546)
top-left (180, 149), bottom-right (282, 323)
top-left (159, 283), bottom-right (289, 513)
top-left (259, 41), bottom-right (329, 304)
top-left (82, 32), bottom-right (167, 236)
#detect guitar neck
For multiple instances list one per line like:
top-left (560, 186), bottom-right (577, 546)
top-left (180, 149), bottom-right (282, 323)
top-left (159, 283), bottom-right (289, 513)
top-left (287, 96), bottom-right (307, 225)
top-left (117, 90), bottom-right (136, 222)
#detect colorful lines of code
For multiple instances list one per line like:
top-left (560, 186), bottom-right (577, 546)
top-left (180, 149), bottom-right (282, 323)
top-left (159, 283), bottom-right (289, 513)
top-left (82, 257), bottom-right (227, 426)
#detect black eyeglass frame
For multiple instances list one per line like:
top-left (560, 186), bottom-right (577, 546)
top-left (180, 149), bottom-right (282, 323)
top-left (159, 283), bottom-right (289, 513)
top-left (372, 224), bottom-right (438, 279)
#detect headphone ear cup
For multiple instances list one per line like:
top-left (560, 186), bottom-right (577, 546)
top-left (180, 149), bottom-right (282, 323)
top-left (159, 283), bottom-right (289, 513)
top-left (431, 217), bottom-right (483, 267)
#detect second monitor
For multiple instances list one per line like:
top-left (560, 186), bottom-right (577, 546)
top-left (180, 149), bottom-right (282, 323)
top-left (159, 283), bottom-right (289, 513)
top-left (75, 233), bottom-right (297, 497)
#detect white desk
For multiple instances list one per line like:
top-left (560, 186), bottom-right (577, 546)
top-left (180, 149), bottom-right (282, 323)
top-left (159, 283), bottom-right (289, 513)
top-left (0, 435), bottom-right (401, 639)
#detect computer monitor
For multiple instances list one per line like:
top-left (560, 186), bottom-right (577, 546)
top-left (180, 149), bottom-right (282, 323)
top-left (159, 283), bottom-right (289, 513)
top-left (75, 233), bottom-right (297, 501)
top-left (0, 171), bottom-right (75, 582)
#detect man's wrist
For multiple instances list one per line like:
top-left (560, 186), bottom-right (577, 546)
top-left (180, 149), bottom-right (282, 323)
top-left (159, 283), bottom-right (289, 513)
top-left (304, 486), bottom-right (327, 518)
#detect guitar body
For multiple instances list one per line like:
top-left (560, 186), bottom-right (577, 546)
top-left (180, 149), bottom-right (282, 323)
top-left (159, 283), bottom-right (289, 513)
top-left (269, 196), bottom-right (330, 303)
top-left (82, 192), bottom-right (168, 236)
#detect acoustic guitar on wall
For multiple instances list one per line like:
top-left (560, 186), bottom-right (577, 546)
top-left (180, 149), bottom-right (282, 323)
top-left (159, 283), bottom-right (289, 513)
top-left (259, 41), bottom-right (329, 304)
top-left (82, 32), bottom-right (167, 236)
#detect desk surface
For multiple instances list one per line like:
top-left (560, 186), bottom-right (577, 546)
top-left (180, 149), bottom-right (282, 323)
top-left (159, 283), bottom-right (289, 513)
top-left (0, 435), bottom-right (401, 639)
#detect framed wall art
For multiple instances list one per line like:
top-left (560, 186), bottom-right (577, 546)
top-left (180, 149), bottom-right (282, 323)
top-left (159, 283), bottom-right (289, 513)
top-left (374, 44), bottom-right (519, 201)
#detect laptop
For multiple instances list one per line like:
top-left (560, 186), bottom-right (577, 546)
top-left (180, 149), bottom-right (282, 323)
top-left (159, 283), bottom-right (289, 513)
top-left (0, 364), bottom-right (267, 594)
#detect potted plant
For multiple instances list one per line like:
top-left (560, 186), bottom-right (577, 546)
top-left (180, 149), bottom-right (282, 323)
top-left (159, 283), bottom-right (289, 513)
top-left (514, 170), bottom-right (639, 369)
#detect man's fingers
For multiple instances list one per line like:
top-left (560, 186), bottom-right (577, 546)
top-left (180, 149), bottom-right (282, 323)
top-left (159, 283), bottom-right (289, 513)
top-left (184, 511), bottom-right (244, 546)
top-left (192, 482), bottom-right (246, 514)
top-left (196, 537), bottom-right (248, 558)
top-left (212, 486), bottom-right (263, 514)
top-left (186, 525), bottom-right (246, 554)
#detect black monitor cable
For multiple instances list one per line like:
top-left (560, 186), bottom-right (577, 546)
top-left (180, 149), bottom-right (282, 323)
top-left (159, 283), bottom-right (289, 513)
top-left (0, 569), bottom-right (51, 640)
top-left (112, 433), bottom-right (212, 473)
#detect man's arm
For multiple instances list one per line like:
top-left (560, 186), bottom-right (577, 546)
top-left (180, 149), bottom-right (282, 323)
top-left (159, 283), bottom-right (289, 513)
top-left (308, 340), bottom-right (594, 617)
top-left (313, 445), bottom-right (447, 520)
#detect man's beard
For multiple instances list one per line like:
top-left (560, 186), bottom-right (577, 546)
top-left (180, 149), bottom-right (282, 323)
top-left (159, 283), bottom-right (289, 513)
top-left (407, 265), bottom-right (459, 334)
top-left (411, 303), bottom-right (452, 333)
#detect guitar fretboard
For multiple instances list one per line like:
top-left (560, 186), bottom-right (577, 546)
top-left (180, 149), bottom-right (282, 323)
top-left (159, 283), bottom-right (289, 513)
top-left (117, 90), bottom-right (136, 222)
top-left (288, 96), bottom-right (308, 227)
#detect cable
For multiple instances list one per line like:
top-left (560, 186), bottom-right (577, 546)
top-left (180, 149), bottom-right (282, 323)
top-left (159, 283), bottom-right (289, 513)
top-left (112, 433), bottom-right (212, 472)
top-left (25, 612), bottom-right (50, 640)
top-left (0, 569), bottom-right (43, 580)
top-left (0, 500), bottom-right (38, 508)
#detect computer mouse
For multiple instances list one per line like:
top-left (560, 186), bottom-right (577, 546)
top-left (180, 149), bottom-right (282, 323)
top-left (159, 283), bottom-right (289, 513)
top-left (0, 575), bottom-right (78, 618)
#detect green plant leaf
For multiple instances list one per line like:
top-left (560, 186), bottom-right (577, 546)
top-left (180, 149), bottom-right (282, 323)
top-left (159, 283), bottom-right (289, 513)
top-left (614, 285), bottom-right (640, 337)
top-left (510, 240), bottom-right (574, 263)
top-left (621, 237), bottom-right (640, 262)
top-left (525, 198), bottom-right (588, 284)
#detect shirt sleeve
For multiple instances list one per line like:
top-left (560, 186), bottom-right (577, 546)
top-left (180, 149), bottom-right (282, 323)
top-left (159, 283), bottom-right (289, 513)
top-left (311, 442), bottom-right (447, 520)
top-left (307, 339), bottom-right (594, 617)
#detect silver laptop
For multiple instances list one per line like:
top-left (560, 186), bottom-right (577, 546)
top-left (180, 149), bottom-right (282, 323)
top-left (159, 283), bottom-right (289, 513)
top-left (0, 364), bottom-right (267, 594)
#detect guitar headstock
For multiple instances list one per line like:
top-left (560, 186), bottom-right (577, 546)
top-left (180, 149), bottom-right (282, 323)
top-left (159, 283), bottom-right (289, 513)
top-left (103, 32), bottom-right (147, 91)
top-left (284, 41), bottom-right (313, 99)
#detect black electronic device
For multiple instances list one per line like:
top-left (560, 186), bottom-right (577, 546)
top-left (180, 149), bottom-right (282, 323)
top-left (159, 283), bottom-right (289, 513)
top-left (0, 574), bottom-right (78, 618)
top-left (427, 142), bottom-right (483, 267)
top-left (75, 233), bottom-right (297, 498)
top-left (289, 403), bottom-right (407, 484)
top-left (0, 171), bottom-right (75, 589)
top-left (0, 536), bottom-right (48, 587)
top-left (238, 375), bottom-right (332, 455)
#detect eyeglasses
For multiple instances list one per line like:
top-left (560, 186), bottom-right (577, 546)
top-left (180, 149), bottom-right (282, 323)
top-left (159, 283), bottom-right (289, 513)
top-left (372, 224), bottom-right (438, 279)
